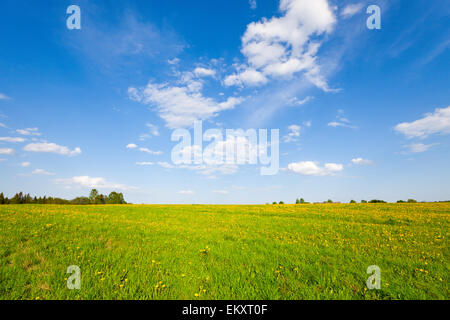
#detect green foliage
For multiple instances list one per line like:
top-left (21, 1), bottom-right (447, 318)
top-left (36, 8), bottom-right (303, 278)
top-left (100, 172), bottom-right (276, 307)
top-left (361, 200), bottom-right (367, 203)
top-left (0, 189), bottom-right (127, 205)
top-left (407, 199), bottom-right (418, 203)
top-left (369, 199), bottom-right (387, 203)
top-left (350, 200), bottom-right (356, 203)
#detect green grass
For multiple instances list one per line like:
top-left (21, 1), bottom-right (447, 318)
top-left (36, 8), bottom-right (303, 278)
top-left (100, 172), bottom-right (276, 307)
top-left (0, 203), bottom-right (448, 300)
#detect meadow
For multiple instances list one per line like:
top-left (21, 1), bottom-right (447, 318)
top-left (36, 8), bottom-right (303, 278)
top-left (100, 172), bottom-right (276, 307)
top-left (0, 203), bottom-right (448, 300)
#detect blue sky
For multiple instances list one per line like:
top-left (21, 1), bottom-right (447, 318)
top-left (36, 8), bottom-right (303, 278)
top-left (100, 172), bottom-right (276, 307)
top-left (0, 0), bottom-right (449, 204)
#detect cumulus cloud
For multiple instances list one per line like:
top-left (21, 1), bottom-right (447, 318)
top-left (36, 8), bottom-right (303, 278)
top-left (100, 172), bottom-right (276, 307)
top-left (194, 67), bottom-right (216, 77)
top-left (224, 68), bottom-right (268, 87)
top-left (0, 137), bottom-right (26, 143)
top-left (249, 0), bottom-right (257, 10)
top-left (21, 162), bottom-right (31, 167)
top-left (287, 161), bottom-right (343, 176)
top-left (0, 122), bottom-right (7, 128)
top-left (341, 3), bottom-right (364, 19)
top-left (226, 0), bottom-right (336, 90)
top-left (351, 158), bottom-right (373, 165)
top-left (395, 106), bottom-right (450, 139)
top-left (129, 83), bottom-right (243, 128)
top-left (16, 128), bottom-right (41, 136)
top-left (55, 176), bottom-right (135, 191)
top-left (126, 143), bottom-right (138, 149)
top-left (0, 148), bottom-right (14, 155)
top-left (23, 143), bottom-right (82, 156)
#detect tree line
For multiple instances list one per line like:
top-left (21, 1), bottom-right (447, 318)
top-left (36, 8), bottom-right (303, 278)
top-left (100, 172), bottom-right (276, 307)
top-left (0, 189), bottom-right (127, 205)
top-left (268, 198), bottom-right (431, 205)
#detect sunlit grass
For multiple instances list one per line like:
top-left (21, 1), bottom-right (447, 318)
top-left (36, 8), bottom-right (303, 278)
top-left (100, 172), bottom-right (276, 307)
top-left (0, 203), bottom-right (448, 300)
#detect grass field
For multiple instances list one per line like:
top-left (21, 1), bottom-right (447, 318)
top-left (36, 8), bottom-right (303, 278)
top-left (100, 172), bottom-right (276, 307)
top-left (0, 203), bottom-right (448, 300)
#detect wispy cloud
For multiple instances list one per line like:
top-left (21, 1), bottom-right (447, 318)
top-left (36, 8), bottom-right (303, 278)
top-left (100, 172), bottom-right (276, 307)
top-left (32, 168), bottom-right (55, 176)
top-left (23, 142), bottom-right (81, 156)
top-left (340, 3), bottom-right (364, 19)
top-left (55, 176), bottom-right (136, 191)
top-left (0, 137), bottom-right (26, 143)
top-left (16, 128), bottom-right (41, 136)
top-left (395, 106), bottom-right (450, 139)
top-left (403, 143), bottom-right (437, 153)
top-left (178, 190), bottom-right (194, 195)
top-left (0, 148), bottom-right (14, 155)
top-left (0, 93), bottom-right (11, 100)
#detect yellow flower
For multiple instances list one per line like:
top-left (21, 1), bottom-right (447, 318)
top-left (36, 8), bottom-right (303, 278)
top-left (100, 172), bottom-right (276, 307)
top-left (194, 293), bottom-right (199, 297)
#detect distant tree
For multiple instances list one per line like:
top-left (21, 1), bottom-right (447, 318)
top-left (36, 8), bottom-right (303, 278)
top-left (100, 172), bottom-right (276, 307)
top-left (397, 200), bottom-right (405, 203)
top-left (407, 199), bottom-right (417, 203)
top-left (369, 199), bottom-right (387, 203)
top-left (327, 199), bottom-right (333, 203)
top-left (361, 200), bottom-right (367, 203)
top-left (295, 198), bottom-right (300, 204)
top-left (300, 198), bottom-right (306, 204)
top-left (350, 200), bottom-right (356, 203)
top-left (272, 202), bottom-right (277, 205)
top-left (0, 192), bottom-right (4, 205)
top-left (108, 192), bottom-right (125, 204)
top-left (279, 201), bottom-right (284, 204)
top-left (89, 189), bottom-right (99, 204)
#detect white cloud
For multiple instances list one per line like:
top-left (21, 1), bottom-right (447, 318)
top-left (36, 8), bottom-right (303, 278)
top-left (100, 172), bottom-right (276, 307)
top-left (213, 190), bottom-right (229, 194)
top-left (158, 161), bottom-right (175, 169)
top-left (351, 158), bottom-right (374, 165)
top-left (139, 147), bottom-right (163, 155)
top-left (395, 106), bottom-right (450, 139)
top-left (21, 162), bottom-right (31, 167)
top-left (328, 112), bottom-right (357, 129)
top-left (0, 158), bottom-right (6, 162)
top-left (341, 3), bottom-right (364, 19)
top-left (168, 58), bottom-right (180, 65)
top-left (0, 148), bottom-right (14, 155)
top-left (55, 176), bottom-right (135, 191)
top-left (23, 143), bottom-right (82, 156)
top-left (136, 161), bottom-right (154, 166)
top-left (249, 0), bottom-right (257, 10)
top-left (224, 68), bottom-right (268, 87)
top-left (0, 137), bottom-right (26, 143)
top-left (129, 83), bottom-right (243, 128)
top-left (0, 93), bottom-right (11, 100)
top-left (288, 96), bottom-right (312, 106)
top-left (287, 161), bottom-right (343, 176)
top-left (178, 190), bottom-right (194, 195)
top-left (404, 143), bottom-right (437, 153)
top-left (194, 67), bottom-right (216, 77)
top-left (139, 123), bottom-right (160, 141)
top-left (0, 122), bottom-right (6, 128)
top-left (16, 128), bottom-right (41, 136)
top-left (227, 0), bottom-right (336, 90)
top-left (283, 125), bottom-right (301, 143)
top-left (32, 169), bottom-right (55, 176)
top-left (126, 143), bottom-right (138, 149)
